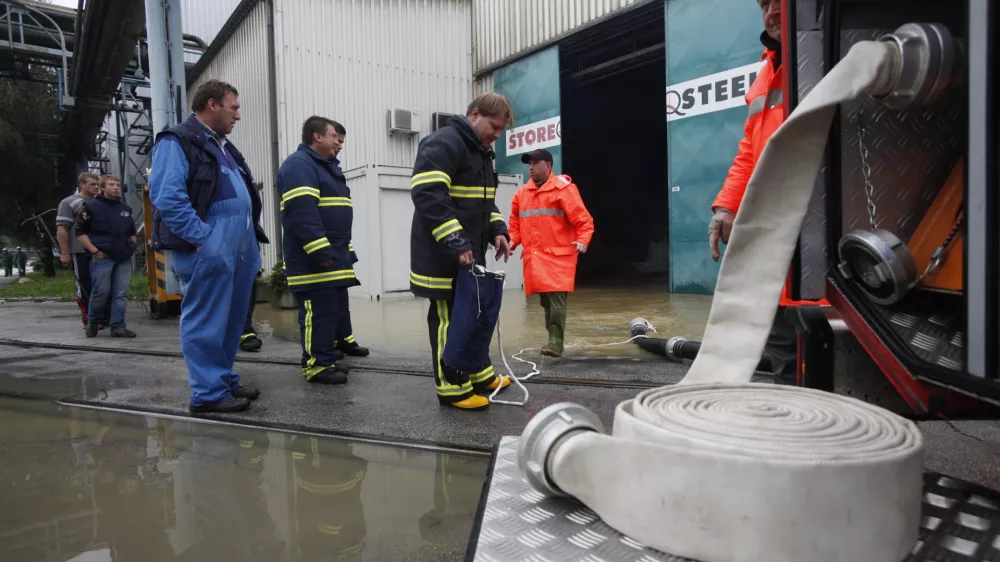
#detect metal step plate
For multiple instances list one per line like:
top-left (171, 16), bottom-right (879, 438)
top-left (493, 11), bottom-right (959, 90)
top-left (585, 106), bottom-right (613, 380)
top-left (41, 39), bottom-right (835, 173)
top-left (466, 437), bottom-right (1000, 562)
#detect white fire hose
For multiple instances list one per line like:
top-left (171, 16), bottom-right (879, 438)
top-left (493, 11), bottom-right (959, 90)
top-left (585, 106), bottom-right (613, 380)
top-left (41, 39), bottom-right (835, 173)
top-left (517, 24), bottom-right (960, 562)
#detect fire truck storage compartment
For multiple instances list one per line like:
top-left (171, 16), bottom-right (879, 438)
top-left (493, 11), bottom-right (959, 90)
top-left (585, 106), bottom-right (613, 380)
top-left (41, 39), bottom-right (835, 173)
top-left (809, 0), bottom-right (1000, 401)
top-left (558, 3), bottom-right (669, 287)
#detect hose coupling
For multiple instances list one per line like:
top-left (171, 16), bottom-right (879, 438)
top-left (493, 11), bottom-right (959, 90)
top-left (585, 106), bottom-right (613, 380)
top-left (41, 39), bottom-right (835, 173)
top-left (518, 402), bottom-right (606, 497)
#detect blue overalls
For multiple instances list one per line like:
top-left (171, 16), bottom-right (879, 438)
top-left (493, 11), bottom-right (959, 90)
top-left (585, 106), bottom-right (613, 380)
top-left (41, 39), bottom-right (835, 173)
top-left (150, 120), bottom-right (261, 407)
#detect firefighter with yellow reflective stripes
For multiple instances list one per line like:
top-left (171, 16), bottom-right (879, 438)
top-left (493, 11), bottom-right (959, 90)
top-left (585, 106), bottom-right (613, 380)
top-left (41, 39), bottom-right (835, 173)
top-left (409, 93), bottom-right (515, 411)
top-left (278, 116), bottom-right (362, 385)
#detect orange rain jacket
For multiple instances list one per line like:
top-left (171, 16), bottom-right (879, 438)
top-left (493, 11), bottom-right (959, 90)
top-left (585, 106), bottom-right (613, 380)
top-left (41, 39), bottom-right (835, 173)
top-left (711, 41), bottom-right (829, 308)
top-left (509, 173), bottom-right (595, 296)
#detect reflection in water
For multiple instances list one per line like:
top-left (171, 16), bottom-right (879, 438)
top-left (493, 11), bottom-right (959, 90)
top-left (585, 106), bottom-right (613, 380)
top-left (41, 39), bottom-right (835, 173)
top-left (0, 397), bottom-right (486, 561)
top-left (254, 287), bottom-right (712, 359)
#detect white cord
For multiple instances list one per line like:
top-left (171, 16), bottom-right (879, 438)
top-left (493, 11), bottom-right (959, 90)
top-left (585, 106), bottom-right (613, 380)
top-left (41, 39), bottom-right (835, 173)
top-left (483, 277), bottom-right (657, 406)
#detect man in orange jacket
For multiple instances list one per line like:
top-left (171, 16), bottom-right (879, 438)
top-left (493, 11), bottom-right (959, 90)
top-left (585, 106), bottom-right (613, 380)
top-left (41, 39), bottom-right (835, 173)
top-left (509, 149), bottom-right (595, 358)
top-left (708, 0), bottom-right (828, 381)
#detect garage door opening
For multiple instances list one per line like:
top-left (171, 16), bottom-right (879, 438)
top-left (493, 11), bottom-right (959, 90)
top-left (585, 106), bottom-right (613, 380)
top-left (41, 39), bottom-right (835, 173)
top-left (559, 3), bottom-right (668, 288)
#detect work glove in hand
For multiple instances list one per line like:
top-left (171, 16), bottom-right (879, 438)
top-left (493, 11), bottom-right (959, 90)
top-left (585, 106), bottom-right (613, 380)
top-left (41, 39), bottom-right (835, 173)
top-left (708, 208), bottom-right (736, 262)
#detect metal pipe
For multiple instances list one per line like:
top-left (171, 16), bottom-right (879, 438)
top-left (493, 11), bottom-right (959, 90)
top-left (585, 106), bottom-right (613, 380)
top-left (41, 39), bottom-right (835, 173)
top-left (628, 318), bottom-right (774, 372)
top-left (143, 0), bottom-right (173, 133)
top-left (165, 0), bottom-right (186, 119)
top-left (265, 0), bottom-right (282, 260)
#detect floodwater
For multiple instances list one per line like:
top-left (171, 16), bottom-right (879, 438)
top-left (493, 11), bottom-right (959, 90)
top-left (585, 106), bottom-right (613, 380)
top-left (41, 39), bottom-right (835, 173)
top-left (0, 397), bottom-right (487, 561)
top-left (253, 286), bottom-right (713, 359)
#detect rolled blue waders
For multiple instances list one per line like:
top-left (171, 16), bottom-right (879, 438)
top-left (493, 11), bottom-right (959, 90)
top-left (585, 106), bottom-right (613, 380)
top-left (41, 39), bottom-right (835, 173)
top-left (443, 266), bottom-right (505, 372)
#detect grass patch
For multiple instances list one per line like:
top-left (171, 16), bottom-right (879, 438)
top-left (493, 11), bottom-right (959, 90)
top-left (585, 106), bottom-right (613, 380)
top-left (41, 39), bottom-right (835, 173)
top-left (0, 267), bottom-right (151, 300)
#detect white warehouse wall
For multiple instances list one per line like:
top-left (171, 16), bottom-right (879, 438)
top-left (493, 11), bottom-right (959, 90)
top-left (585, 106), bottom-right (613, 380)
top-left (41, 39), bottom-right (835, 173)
top-left (471, 0), bottom-right (644, 72)
top-left (272, 0), bottom-right (473, 170)
top-left (189, 1), bottom-right (280, 274)
top-left (181, 0), bottom-right (243, 63)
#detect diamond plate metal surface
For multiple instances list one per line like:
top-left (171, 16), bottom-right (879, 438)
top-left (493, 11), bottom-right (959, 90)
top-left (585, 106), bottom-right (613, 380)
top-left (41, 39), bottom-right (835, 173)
top-left (796, 29), bottom-right (830, 300)
top-left (870, 291), bottom-right (965, 373)
top-left (470, 437), bottom-right (692, 561)
top-left (469, 438), bottom-right (1000, 562)
top-left (838, 29), bottom-right (965, 241)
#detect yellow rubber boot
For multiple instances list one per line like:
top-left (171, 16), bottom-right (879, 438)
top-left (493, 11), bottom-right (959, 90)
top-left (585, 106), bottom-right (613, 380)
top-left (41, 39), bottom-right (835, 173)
top-left (484, 375), bottom-right (510, 391)
top-left (445, 394), bottom-right (490, 411)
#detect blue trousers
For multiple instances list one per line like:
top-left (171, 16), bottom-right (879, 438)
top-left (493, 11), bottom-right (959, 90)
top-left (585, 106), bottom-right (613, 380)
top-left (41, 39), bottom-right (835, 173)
top-left (173, 199), bottom-right (260, 407)
top-left (295, 286), bottom-right (351, 379)
top-left (88, 257), bottom-right (132, 329)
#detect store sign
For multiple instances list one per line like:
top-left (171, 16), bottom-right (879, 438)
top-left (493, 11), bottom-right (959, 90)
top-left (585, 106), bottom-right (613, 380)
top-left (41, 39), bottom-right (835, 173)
top-left (665, 61), bottom-right (765, 122)
top-left (505, 116), bottom-right (562, 156)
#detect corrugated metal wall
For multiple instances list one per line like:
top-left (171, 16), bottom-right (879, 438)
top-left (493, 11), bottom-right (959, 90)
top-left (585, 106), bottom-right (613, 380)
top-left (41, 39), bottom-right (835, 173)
top-left (181, 0), bottom-right (243, 47)
top-left (272, 0), bottom-right (473, 170)
top-left (473, 73), bottom-right (494, 97)
top-left (472, 0), bottom-right (643, 72)
top-left (189, 1), bottom-right (280, 273)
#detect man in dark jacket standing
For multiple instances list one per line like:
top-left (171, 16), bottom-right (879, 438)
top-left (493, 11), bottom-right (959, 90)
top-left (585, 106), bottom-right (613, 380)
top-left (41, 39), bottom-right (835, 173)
top-left (278, 116), bottom-right (363, 385)
top-left (75, 175), bottom-right (137, 338)
top-left (409, 93), bottom-right (515, 412)
top-left (149, 80), bottom-right (267, 414)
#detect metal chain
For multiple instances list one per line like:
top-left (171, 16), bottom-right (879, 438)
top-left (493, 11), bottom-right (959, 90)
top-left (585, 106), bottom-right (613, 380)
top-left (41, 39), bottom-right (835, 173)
top-left (914, 212), bottom-right (964, 286)
top-left (856, 115), bottom-right (879, 230)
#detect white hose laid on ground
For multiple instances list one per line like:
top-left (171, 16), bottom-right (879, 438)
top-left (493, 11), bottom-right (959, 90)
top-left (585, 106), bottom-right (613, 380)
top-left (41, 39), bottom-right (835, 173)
top-left (521, 39), bottom-right (928, 562)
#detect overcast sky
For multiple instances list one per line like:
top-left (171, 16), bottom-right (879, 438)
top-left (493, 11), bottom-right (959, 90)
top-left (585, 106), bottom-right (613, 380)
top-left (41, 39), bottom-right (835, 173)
top-left (49, 0), bottom-right (79, 8)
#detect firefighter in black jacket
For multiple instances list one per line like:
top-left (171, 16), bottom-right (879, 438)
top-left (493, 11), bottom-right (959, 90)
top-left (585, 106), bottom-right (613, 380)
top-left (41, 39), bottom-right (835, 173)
top-left (410, 93), bottom-right (515, 411)
top-left (278, 116), bottom-right (367, 386)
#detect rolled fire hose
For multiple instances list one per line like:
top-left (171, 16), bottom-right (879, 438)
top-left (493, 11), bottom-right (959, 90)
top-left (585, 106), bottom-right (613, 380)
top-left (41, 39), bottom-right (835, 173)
top-left (629, 317), bottom-right (774, 372)
top-left (518, 24), bottom-right (958, 562)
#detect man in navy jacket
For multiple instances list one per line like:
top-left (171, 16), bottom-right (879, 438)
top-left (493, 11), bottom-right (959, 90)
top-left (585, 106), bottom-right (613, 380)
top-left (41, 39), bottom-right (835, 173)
top-left (149, 80), bottom-right (267, 414)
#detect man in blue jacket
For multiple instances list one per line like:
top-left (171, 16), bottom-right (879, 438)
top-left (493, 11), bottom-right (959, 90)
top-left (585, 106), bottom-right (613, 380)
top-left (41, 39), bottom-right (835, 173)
top-left (149, 80), bottom-right (268, 414)
top-left (75, 175), bottom-right (137, 338)
top-left (277, 116), bottom-right (362, 385)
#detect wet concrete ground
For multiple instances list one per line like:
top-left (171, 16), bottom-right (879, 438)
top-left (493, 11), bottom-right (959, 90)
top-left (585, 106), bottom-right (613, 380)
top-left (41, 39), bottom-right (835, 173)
top-left (0, 396), bottom-right (485, 561)
top-left (2, 291), bottom-right (1000, 562)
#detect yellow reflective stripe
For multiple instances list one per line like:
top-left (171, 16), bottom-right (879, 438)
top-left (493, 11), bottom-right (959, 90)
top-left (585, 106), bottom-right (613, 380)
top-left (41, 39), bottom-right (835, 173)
top-left (409, 271), bottom-right (453, 290)
top-left (349, 243), bottom-right (354, 252)
top-left (317, 522), bottom-right (343, 536)
top-left (239, 332), bottom-right (256, 343)
top-left (470, 365), bottom-right (495, 384)
top-left (304, 300), bottom-right (315, 372)
top-left (344, 334), bottom-right (356, 344)
top-left (432, 219), bottom-right (463, 241)
top-left (490, 212), bottom-right (504, 223)
top-left (303, 365), bottom-right (328, 379)
top-left (292, 452), bottom-right (306, 460)
top-left (296, 471), bottom-right (365, 494)
top-left (303, 237), bottom-right (330, 254)
top-left (311, 437), bottom-right (320, 469)
top-left (411, 170), bottom-right (452, 189)
top-left (436, 301), bottom-right (460, 395)
top-left (339, 542), bottom-right (365, 556)
top-left (281, 186), bottom-right (321, 204)
top-left (239, 438), bottom-right (254, 448)
top-left (449, 185), bottom-right (497, 199)
top-left (318, 196), bottom-right (352, 207)
top-left (287, 269), bottom-right (356, 286)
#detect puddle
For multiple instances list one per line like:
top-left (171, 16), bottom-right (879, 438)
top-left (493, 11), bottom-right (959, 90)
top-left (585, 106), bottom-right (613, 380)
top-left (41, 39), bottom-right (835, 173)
top-left (0, 397), bottom-right (487, 561)
top-left (253, 286), bottom-right (712, 359)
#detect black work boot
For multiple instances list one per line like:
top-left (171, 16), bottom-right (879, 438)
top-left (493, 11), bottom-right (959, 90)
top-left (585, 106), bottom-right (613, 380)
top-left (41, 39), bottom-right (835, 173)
top-left (111, 328), bottom-right (136, 338)
top-left (240, 333), bottom-right (263, 352)
top-left (85, 324), bottom-right (98, 338)
top-left (231, 385), bottom-right (260, 400)
top-left (307, 366), bottom-right (348, 385)
top-left (190, 397), bottom-right (251, 414)
top-left (336, 340), bottom-right (370, 357)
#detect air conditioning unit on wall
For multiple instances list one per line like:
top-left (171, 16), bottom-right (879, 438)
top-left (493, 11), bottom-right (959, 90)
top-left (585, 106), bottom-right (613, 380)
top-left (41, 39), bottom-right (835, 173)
top-left (387, 108), bottom-right (421, 136)
top-left (432, 112), bottom-right (458, 131)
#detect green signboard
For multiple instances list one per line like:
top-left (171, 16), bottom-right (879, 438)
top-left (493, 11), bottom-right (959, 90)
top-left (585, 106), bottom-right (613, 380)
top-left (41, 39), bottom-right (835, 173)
top-left (665, 0), bottom-right (767, 294)
top-left (493, 46), bottom-right (562, 178)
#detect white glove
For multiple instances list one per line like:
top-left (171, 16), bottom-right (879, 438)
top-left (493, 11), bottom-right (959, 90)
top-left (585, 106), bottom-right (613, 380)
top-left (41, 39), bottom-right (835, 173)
top-left (708, 208), bottom-right (735, 262)
top-left (574, 241), bottom-right (587, 254)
